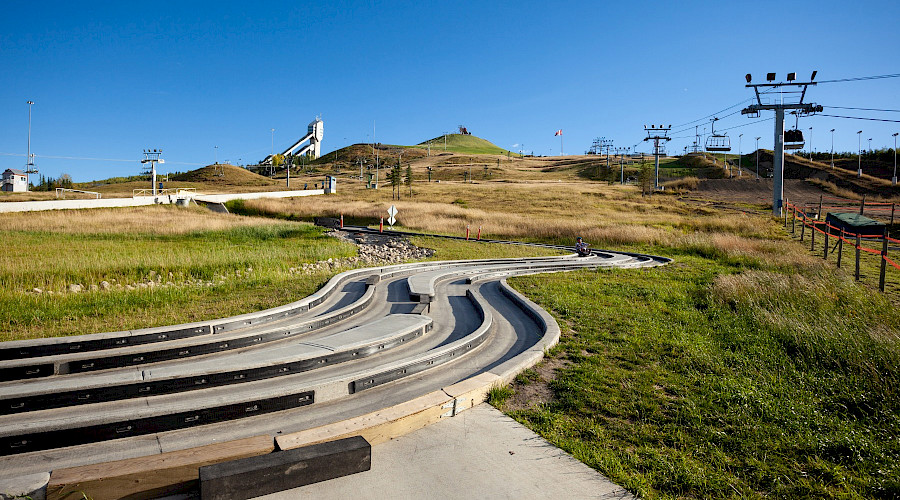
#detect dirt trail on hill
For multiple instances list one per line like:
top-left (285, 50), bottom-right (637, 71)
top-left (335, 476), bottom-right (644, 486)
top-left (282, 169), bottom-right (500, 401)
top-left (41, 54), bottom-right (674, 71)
top-left (690, 178), bottom-right (834, 206)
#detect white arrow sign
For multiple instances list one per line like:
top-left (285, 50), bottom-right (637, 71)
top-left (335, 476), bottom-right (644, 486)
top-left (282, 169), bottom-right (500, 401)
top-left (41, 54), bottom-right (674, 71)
top-left (387, 205), bottom-right (398, 226)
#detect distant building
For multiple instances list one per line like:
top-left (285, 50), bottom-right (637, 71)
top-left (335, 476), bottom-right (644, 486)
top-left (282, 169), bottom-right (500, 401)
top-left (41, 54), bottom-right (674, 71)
top-left (1, 169), bottom-right (28, 192)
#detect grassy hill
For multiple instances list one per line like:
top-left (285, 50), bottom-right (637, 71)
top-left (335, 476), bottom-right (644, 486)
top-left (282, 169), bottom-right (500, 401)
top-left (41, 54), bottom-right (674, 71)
top-left (416, 134), bottom-right (518, 156)
top-left (170, 164), bottom-right (277, 186)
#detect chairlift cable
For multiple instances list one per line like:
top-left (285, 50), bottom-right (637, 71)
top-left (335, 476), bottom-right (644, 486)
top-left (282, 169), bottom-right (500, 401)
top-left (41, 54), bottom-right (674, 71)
top-left (815, 73), bottom-right (900, 84)
top-left (672, 98), bottom-right (754, 129)
top-left (817, 114), bottom-right (900, 123)
top-left (826, 106), bottom-right (900, 113)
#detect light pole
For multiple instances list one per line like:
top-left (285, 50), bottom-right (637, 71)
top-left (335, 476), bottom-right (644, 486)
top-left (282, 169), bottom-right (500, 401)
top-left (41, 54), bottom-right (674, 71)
top-left (25, 100), bottom-right (36, 176)
top-left (830, 129), bottom-right (835, 169)
top-left (808, 127), bottom-right (813, 162)
top-left (892, 132), bottom-right (898, 186)
top-left (214, 146), bottom-right (218, 165)
top-left (868, 138), bottom-right (872, 154)
top-left (738, 133), bottom-right (743, 176)
top-left (857, 130), bottom-right (863, 177)
top-left (755, 137), bottom-right (760, 180)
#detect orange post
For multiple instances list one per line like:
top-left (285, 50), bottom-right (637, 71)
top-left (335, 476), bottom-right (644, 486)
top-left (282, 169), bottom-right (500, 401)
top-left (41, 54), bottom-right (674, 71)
top-left (466, 225), bottom-right (470, 240)
top-left (477, 226), bottom-right (482, 240)
top-left (380, 218), bottom-right (383, 233)
top-left (340, 214), bottom-right (344, 228)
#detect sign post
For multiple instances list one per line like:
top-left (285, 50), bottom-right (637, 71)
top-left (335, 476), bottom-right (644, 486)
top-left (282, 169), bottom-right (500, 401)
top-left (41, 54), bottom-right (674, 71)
top-left (387, 205), bottom-right (398, 227)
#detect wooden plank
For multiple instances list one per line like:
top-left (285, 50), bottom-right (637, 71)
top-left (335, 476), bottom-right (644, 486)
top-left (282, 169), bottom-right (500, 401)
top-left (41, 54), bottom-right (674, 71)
top-left (276, 390), bottom-right (451, 450)
top-left (47, 435), bottom-right (273, 500)
top-left (200, 436), bottom-right (370, 500)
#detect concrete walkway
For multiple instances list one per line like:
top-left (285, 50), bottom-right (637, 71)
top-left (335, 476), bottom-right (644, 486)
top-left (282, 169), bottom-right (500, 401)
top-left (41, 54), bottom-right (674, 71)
top-left (259, 404), bottom-right (633, 500)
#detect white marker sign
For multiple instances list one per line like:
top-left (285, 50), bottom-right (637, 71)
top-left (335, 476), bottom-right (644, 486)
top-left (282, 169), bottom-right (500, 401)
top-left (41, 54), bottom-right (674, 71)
top-left (387, 205), bottom-right (398, 226)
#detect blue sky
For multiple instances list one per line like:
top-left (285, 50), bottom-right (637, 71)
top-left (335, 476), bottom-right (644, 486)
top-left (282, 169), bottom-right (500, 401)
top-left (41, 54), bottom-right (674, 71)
top-left (1, 1), bottom-right (898, 182)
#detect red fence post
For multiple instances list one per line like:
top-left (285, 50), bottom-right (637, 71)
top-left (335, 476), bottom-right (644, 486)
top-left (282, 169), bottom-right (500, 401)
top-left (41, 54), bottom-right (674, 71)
top-left (380, 217), bottom-right (383, 233)
top-left (811, 218), bottom-right (816, 251)
top-left (801, 213), bottom-right (806, 241)
top-left (340, 214), bottom-right (344, 229)
top-left (477, 226), bottom-right (482, 241)
top-left (792, 204), bottom-right (796, 234)
top-left (466, 225), bottom-right (470, 241)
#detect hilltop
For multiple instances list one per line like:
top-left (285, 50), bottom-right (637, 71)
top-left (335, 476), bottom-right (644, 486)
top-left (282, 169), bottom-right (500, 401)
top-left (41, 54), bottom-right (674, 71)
top-left (171, 164), bottom-right (277, 186)
top-left (416, 134), bottom-right (518, 156)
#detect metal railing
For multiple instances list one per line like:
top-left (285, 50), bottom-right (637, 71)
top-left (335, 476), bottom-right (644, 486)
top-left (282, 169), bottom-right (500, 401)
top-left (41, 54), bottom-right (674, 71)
top-left (55, 188), bottom-right (101, 199)
top-left (132, 188), bottom-right (196, 198)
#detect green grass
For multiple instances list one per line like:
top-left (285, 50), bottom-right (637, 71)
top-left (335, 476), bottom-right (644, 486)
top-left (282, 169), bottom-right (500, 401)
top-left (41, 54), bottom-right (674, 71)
top-left (415, 134), bottom-right (518, 156)
top-left (0, 223), bottom-right (357, 341)
top-left (501, 250), bottom-right (900, 499)
top-left (0, 220), bottom-right (564, 342)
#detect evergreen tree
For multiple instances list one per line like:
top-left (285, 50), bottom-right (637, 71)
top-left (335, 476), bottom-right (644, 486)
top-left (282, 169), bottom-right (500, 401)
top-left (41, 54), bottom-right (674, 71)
top-left (405, 165), bottom-right (413, 197)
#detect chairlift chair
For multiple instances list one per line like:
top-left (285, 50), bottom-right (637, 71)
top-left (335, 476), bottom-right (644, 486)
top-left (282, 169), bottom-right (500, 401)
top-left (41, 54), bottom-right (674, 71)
top-left (705, 117), bottom-right (731, 152)
top-left (785, 111), bottom-right (806, 150)
top-left (705, 134), bottom-right (731, 152)
top-left (784, 128), bottom-right (805, 150)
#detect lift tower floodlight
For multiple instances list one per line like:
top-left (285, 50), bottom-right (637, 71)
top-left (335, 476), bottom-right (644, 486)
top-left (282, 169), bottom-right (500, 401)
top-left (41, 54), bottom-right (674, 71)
top-left (643, 124), bottom-right (672, 189)
top-left (742, 71), bottom-right (822, 215)
top-left (141, 149), bottom-right (165, 197)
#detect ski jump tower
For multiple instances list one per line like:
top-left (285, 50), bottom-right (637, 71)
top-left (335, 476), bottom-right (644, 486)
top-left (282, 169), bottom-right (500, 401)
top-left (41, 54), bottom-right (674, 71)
top-left (263, 117), bottom-right (323, 165)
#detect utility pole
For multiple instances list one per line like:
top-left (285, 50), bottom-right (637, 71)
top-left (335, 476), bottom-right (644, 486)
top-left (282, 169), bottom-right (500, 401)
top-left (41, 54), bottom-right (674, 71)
top-left (643, 124), bottom-right (671, 189)
top-left (738, 133), bottom-right (743, 176)
top-left (742, 71), bottom-right (822, 215)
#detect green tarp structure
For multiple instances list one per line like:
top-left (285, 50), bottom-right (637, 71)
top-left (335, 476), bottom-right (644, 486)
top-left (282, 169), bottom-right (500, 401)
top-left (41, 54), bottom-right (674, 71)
top-left (825, 212), bottom-right (886, 237)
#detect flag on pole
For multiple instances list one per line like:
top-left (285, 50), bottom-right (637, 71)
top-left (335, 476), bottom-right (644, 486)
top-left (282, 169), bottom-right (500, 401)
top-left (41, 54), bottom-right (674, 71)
top-left (554, 130), bottom-right (562, 136)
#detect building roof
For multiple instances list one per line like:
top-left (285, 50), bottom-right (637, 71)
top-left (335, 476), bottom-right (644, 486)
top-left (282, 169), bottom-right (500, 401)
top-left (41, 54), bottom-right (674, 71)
top-left (3, 168), bottom-right (27, 176)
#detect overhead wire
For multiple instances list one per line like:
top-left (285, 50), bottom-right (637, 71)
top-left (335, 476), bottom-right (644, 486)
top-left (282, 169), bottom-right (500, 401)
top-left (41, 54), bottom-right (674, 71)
top-left (0, 152), bottom-right (204, 166)
top-left (826, 105), bottom-right (900, 113)
top-left (671, 98), bottom-right (754, 129)
top-left (815, 73), bottom-right (900, 84)
top-left (817, 114), bottom-right (900, 123)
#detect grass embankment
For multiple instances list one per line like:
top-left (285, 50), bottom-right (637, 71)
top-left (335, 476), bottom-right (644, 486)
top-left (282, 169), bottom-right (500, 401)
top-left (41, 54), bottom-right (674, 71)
top-left (495, 256), bottom-right (899, 499)
top-left (0, 205), bottom-right (357, 341)
top-left (0, 204), bottom-right (564, 342)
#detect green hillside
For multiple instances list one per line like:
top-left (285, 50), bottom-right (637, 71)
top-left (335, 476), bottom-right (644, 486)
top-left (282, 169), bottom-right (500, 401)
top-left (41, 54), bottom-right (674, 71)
top-left (416, 134), bottom-right (519, 156)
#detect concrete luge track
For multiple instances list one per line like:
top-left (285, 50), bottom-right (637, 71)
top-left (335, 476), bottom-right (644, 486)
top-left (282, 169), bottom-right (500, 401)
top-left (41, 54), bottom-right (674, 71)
top-left (0, 234), bottom-right (670, 497)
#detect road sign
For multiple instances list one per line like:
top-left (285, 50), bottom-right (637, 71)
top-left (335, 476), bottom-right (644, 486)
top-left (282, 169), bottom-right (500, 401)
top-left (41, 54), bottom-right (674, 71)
top-left (387, 205), bottom-right (398, 226)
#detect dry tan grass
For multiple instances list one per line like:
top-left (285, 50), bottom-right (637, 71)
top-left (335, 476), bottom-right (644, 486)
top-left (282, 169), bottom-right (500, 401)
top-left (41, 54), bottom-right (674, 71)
top-left (241, 180), bottom-right (808, 265)
top-left (0, 205), bottom-right (285, 234)
top-left (662, 176), bottom-right (700, 192)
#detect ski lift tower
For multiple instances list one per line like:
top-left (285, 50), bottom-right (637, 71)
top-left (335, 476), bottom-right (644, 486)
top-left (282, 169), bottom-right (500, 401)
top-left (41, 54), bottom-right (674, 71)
top-left (643, 124), bottom-right (671, 189)
top-left (742, 71), bottom-right (822, 216)
top-left (141, 149), bottom-right (164, 197)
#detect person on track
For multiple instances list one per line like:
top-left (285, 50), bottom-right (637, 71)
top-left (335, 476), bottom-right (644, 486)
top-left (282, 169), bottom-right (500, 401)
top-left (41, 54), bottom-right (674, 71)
top-left (575, 236), bottom-right (591, 257)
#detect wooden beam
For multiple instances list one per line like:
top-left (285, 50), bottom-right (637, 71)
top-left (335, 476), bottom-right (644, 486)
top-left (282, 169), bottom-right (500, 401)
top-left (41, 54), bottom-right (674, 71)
top-left (47, 435), bottom-right (273, 500)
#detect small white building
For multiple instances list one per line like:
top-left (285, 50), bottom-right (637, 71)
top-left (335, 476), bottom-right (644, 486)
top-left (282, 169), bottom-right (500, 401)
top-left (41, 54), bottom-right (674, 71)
top-left (1, 169), bottom-right (28, 192)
